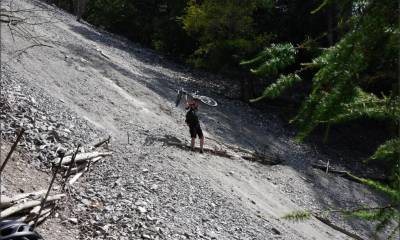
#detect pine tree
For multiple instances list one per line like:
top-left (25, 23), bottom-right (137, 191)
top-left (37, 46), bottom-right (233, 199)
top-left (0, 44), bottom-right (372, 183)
top-left (242, 0), bottom-right (400, 237)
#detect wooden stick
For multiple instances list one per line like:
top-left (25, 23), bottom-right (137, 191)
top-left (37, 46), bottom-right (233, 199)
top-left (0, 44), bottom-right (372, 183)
top-left (314, 215), bottom-right (365, 240)
top-left (29, 211), bottom-right (51, 226)
top-left (326, 160), bottom-right (330, 174)
top-left (33, 153), bottom-right (65, 229)
top-left (28, 206), bottom-right (53, 221)
top-left (0, 129), bottom-right (25, 208)
top-left (63, 145), bottom-right (81, 190)
top-left (16, 215), bottom-right (28, 222)
top-left (0, 128), bottom-right (25, 174)
top-left (68, 162), bottom-right (88, 175)
top-left (0, 194), bottom-right (65, 219)
top-left (0, 190), bottom-right (46, 208)
top-left (90, 156), bottom-right (103, 164)
top-left (93, 136), bottom-right (111, 148)
top-left (312, 163), bottom-right (348, 175)
top-left (29, 205), bottom-right (41, 216)
top-left (68, 170), bottom-right (86, 186)
top-left (52, 152), bottom-right (112, 165)
top-left (68, 172), bottom-right (84, 186)
top-left (311, 163), bottom-right (388, 182)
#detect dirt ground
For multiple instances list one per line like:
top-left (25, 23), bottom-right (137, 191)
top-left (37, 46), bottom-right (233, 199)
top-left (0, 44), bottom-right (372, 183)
top-left (0, 143), bottom-right (79, 240)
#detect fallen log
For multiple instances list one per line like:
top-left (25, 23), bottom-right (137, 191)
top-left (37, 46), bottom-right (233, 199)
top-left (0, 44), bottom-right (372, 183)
top-left (68, 162), bottom-right (88, 175)
top-left (16, 215), bottom-right (28, 222)
top-left (29, 211), bottom-right (51, 226)
top-left (242, 152), bottom-right (282, 165)
top-left (28, 206), bottom-right (53, 221)
top-left (311, 163), bottom-right (389, 183)
top-left (314, 215), bottom-right (364, 240)
top-left (0, 194), bottom-right (65, 219)
top-left (68, 170), bottom-right (85, 186)
top-left (52, 152), bottom-right (112, 166)
top-left (91, 156), bottom-right (103, 164)
top-left (29, 206), bottom-right (41, 217)
top-left (312, 163), bottom-right (348, 175)
top-left (63, 145), bottom-right (81, 184)
top-left (1, 190), bottom-right (47, 209)
top-left (93, 136), bottom-right (111, 148)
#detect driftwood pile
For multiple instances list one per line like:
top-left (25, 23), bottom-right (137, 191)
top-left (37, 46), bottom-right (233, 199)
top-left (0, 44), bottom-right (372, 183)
top-left (53, 149), bottom-right (112, 187)
top-left (0, 191), bottom-right (65, 225)
top-left (0, 132), bottom-right (112, 228)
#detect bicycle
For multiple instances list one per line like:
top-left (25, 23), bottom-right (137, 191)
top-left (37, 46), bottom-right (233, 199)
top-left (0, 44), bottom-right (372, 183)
top-left (175, 88), bottom-right (218, 107)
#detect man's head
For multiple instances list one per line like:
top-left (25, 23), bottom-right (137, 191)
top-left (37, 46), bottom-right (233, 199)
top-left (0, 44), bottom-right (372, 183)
top-left (188, 98), bottom-right (200, 109)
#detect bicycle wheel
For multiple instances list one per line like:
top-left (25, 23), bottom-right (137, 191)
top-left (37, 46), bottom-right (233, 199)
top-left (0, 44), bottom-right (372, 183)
top-left (199, 95), bottom-right (218, 107)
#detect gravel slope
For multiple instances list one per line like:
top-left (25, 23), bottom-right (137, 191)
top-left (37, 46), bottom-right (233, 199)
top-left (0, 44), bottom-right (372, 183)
top-left (1, 1), bottom-right (388, 239)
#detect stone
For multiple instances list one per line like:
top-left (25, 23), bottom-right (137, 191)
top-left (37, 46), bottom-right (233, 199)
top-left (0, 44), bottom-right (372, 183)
top-left (68, 218), bottom-right (78, 224)
top-left (271, 227), bottom-right (281, 235)
top-left (137, 206), bottom-right (147, 214)
top-left (206, 231), bottom-right (217, 239)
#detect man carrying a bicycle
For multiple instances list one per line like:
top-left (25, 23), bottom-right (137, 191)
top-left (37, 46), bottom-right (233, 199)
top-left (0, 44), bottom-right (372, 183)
top-left (185, 98), bottom-right (204, 153)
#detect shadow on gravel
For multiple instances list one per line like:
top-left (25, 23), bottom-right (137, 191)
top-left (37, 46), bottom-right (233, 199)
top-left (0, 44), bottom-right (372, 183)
top-left (66, 22), bottom-right (389, 239)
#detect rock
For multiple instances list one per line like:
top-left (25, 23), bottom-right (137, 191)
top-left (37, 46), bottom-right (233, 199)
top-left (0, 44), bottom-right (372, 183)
top-left (1, 186), bottom-right (7, 194)
top-left (205, 230), bottom-right (217, 239)
top-left (68, 218), bottom-right (78, 224)
top-left (146, 215), bottom-right (156, 221)
top-left (150, 184), bottom-right (158, 191)
top-left (142, 234), bottom-right (151, 239)
top-left (142, 169), bottom-right (149, 173)
top-left (135, 200), bottom-right (148, 206)
top-left (271, 227), bottom-right (281, 235)
top-left (137, 206), bottom-right (147, 214)
top-left (81, 199), bottom-right (91, 206)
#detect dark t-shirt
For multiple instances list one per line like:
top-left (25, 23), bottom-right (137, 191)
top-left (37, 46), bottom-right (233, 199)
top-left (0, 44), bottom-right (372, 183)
top-left (186, 108), bottom-right (199, 127)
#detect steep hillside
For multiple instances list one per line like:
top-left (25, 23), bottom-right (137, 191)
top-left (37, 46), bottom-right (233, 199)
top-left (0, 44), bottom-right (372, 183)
top-left (0, 1), bottom-right (389, 239)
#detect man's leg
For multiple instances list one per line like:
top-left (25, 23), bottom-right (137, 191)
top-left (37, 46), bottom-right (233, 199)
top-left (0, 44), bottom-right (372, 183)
top-left (191, 137), bottom-right (196, 150)
top-left (199, 136), bottom-right (204, 153)
top-left (189, 126), bottom-right (196, 151)
top-left (198, 126), bottom-right (204, 153)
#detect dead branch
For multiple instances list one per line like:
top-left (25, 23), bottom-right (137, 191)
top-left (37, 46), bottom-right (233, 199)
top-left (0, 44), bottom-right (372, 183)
top-left (93, 136), bottom-right (111, 148)
top-left (314, 215), bottom-right (365, 240)
top-left (311, 163), bottom-right (388, 183)
top-left (13, 43), bottom-right (53, 57)
top-left (29, 211), bottom-right (52, 226)
top-left (68, 170), bottom-right (85, 186)
top-left (0, 194), bottom-right (65, 219)
top-left (0, 190), bottom-right (46, 209)
top-left (52, 152), bottom-right (112, 166)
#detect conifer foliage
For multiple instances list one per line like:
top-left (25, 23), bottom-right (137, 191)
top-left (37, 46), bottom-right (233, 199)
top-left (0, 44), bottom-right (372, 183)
top-left (243, 0), bottom-right (399, 237)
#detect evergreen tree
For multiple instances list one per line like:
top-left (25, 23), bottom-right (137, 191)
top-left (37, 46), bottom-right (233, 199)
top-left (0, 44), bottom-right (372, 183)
top-left (242, 0), bottom-right (399, 236)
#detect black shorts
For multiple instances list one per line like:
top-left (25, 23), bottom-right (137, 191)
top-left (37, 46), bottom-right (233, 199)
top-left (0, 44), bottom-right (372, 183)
top-left (189, 124), bottom-right (203, 138)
